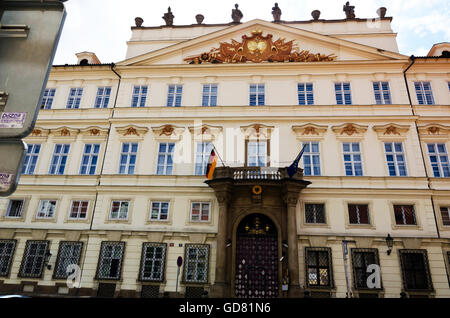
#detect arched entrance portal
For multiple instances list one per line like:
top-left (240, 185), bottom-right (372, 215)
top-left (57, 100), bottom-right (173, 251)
top-left (235, 213), bottom-right (279, 298)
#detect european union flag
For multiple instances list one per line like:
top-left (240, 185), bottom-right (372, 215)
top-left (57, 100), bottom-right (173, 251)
top-left (287, 144), bottom-right (307, 178)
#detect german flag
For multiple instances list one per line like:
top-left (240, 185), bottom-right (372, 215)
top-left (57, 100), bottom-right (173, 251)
top-left (206, 149), bottom-right (217, 180)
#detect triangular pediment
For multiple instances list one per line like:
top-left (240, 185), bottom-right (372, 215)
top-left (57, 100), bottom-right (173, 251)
top-left (117, 19), bottom-right (407, 66)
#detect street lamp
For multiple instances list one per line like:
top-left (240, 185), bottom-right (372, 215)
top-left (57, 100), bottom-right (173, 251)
top-left (385, 234), bottom-right (394, 256)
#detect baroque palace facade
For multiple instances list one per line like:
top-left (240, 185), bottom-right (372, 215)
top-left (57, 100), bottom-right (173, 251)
top-left (0, 4), bottom-right (450, 298)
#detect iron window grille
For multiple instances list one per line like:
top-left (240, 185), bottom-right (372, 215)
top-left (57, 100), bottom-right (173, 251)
top-left (66, 87), bottom-right (83, 109)
top-left (0, 240), bottom-right (17, 277)
top-left (69, 201), bottom-right (89, 219)
top-left (97, 283), bottom-right (116, 297)
top-left (36, 200), bottom-right (57, 219)
top-left (96, 241), bottom-right (126, 280)
top-left (94, 86), bottom-right (111, 108)
top-left (373, 81), bottom-right (392, 104)
top-left (138, 243), bottom-right (167, 282)
top-left (80, 144), bottom-right (100, 175)
top-left (302, 142), bottom-right (321, 176)
top-left (202, 84), bottom-right (218, 106)
top-left (183, 244), bottom-right (210, 284)
top-left (190, 202), bottom-right (210, 222)
top-left (384, 142), bottom-right (407, 176)
top-left (195, 142), bottom-right (214, 175)
top-left (440, 207), bottom-right (450, 226)
top-left (141, 285), bottom-right (160, 298)
top-left (427, 143), bottom-right (450, 177)
top-left (49, 144), bottom-right (70, 175)
top-left (22, 144), bottom-right (41, 175)
top-left (131, 85), bottom-right (148, 107)
top-left (335, 82), bottom-right (352, 105)
top-left (6, 199), bottom-right (24, 218)
top-left (18, 240), bottom-right (49, 278)
top-left (53, 241), bottom-right (83, 279)
top-left (150, 202), bottom-right (169, 221)
top-left (249, 84), bottom-right (265, 106)
top-left (40, 88), bottom-right (56, 109)
top-left (398, 249), bottom-right (433, 292)
top-left (414, 81), bottom-right (435, 105)
top-left (348, 204), bottom-right (370, 225)
top-left (109, 201), bottom-right (129, 220)
top-left (350, 248), bottom-right (381, 290)
top-left (167, 84), bottom-right (183, 107)
top-left (185, 286), bottom-right (206, 298)
top-left (394, 205), bottom-right (417, 225)
top-left (118, 143), bottom-right (138, 174)
top-left (305, 204), bottom-right (326, 224)
top-left (297, 83), bottom-right (314, 105)
top-left (305, 247), bottom-right (334, 288)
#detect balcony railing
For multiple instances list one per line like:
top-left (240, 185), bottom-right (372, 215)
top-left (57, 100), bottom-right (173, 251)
top-left (212, 166), bottom-right (304, 181)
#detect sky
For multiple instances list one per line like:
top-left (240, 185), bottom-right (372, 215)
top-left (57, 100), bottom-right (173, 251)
top-left (52, 0), bottom-right (449, 64)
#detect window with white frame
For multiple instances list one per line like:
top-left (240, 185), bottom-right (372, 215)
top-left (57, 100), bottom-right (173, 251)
top-left (150, 201), bottom-right (169, 221)
top-left (414, 81), bottom-right (435, 105)
top-left (6, 199), bottom-right (24, 218)
top-left (69, 201), bottom-right (89, 219)
top-left (109, 201), bottom-right (129, 220)
top-left (40, 88), bottom-right (56, 109)
top-left (249, 84), bottom-right (265, 106)
top-left (373, 81), bottom-right (392, 104)
top-left (384, 142), bottom-right (407, 176)
top-left (131, 85), bottom-right (148, 107)
top-left (156, 142), bottom-right (175, 175)
top-left (36, 200), bottom-right (57, 218)
top-left (18, 240), bottom-right (49, 278)
top-left (0, 240), bottom-right (16, 277)
top-left (439, 207), bottom-right (450, 226)
top-left (80, 144), bottom-right (100, 175)
top-left (427, 143), bottom-right (450, 177)
top-left (49, 144), bottom-right (70, 175)
top-left (195, 142), bottom-right (213, 175)
top-left (302, 142), bottom-right (321, 176)
top-left (202, 84), bottom-right (218, 106)
top-left (118, 143), bottom-right (138, 174)
top-left (66, 88), bottom-right (83, 109)
top-left (335, 82), bottom-right (352, 105)
top-left (96, 241), bottom-right (125, 280)
top-left (53, 241), bottom-right (83, 279)
top-left (298, 83), bottom-right (314, 105)
top-left (139, 243), bottom-right (167, 282)
top-left (247, 140), bottom-right (267, 167)
top-left (94, 87), bottom-right (111, 108)
top-left (343, 142), bottom-right (363, 176)
top-left (22, 144), bottom-right (41, 175)
top-left (167, 84), bottom-right (183, 107)
top-left (183, 244), bottom-right (209, 283)
top-left (190, 202), bottom-right (210, 222)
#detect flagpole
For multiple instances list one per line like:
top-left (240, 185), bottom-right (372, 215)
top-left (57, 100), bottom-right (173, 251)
top-left (212, 144), bottom-right (226, 167)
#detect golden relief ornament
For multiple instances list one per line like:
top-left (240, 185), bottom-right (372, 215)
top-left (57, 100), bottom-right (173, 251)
top-left (184, 30), bottom-right (336, 64)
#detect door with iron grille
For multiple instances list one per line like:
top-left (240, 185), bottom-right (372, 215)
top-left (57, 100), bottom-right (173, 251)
top-left (235, 213), bottom-right (278, 298)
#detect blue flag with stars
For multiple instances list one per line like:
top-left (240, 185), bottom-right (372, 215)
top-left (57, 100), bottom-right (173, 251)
top-left (287, 144), bottom-right (307, 178)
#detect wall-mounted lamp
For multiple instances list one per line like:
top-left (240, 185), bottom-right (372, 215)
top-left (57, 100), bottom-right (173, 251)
top-left (385, 234), bottom-right (394, 256)
top-left (44, 250), bottom-right (52, 270)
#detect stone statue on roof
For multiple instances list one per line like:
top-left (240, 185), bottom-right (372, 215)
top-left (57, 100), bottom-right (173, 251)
top-left (232, 4), bottom-right (243, 23)
top-left (343, 2), bottom-right (356, 19)
top-left (272, 3), bottom-right (282, 22)
top-left (163, 7), bottom-right (174, 26)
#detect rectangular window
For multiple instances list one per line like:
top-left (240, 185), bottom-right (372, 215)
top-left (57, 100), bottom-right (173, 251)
top-left (394, 205), bottom-right (416, 225)
top-left (18, 240), bottom-right (49, 278)
top-left (351, 249), bottom-right (381, 290)
top-left (343, 142), bottom-right (363, 176)
top-left (66, 88), bottom-right (83, 109)
top-left (156, 142), bottom-right (175, 175)
top-left (167, 84), bottom-right (183, 107)
top-left (305, 204), bottom-right (326, 224)
top-left (53, 242), bottom-right (83, 279)
top-left (384, 142), bottom-right (407, 176)
top-left (202, 84), bottom-right (218, 106)
top-left (305, 247), bottom-right (333, 288)
top-left (150, 201), bottom-right (169, 221)
top-left (298, 83), bottom-right (314, 105)
top-left (49, 144), bottom-right (70, 175)
top-left (94, 86), bottom-right (111, 108)
top-left (139, 243), bottom-right (167, 282)
top-left (190, 202), bottom-right (210, 222)
top-left (399, 249), bottom-right (433, 291)
top-left (247, 141), bottom-right (267, 167)
top-left (335, 82), bottom-right (352, 105)
top-left (373, 81), bottom-right (392, 104)
top-left (40, 88), bottom-right (56, 110)
top-left (249, 84), bottom-right (265, 106)
top-left (69, 201), bottom-right (89, 219)
top-left (195, 142), bottom-right (214, 175)
top-left (36, 200), bottom-right (57, 219)
top-left (348, 204), bottom-right (370, 225)
top-left (183, 244), bottom-right (209, 283)
top-left (109, 201), bottom-right (129, 220)
top-left (302, 142), bottom-right (321, 176)
top-left (440, 207), bottom-right (450, 226)
top-left (0, 240), bottom-right (16, 277)
top-left (6, 199), bottom-right (24, 218)
top-left (118, 143), bottom-right (138, 174)
top-left (80, 144), bottom-right (100, 175)
top-left (22, 144), bottom-right (41, 175)
top-left (414, 82), bottom-right (435, 105)
top-left (131, 85), bottom-right (148, 107)
top-left (427, 143), bottom-right (450, 177)
top-left (96, 241), bottom-right (125, 280)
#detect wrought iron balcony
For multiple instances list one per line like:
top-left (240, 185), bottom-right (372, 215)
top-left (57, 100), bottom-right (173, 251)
top-left (211, 166), bottom-right (304, 181)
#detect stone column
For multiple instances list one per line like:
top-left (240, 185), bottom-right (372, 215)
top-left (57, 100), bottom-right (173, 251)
top-left (285, 193), bottom-right (302, 297)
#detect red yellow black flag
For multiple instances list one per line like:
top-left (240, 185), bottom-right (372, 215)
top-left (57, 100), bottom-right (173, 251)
top-left (206, 149), bottom-right (217, 180)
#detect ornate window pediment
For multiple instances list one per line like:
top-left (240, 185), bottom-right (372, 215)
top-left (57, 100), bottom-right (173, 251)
top-left (25, 127), bottom-right (50, 141)
top-left (292, 124), bottom-right (328, 140)
top-left (50, 127), bottom-right (80, 140)
top-left (372, 123), bottom-right (410, 140)
top-left (79, 126), bottom-right (109, 140)
top-left (115, 125), bottom-right (149, 140)
top-left (151, 124), bottom-right (185, 141)
top-left (418, 124), bottom-right (450, 141)
top-left (240, 123), bottom-right (274, 140)
top-left (331, 123), bottom-right (368, 140)
top-left (188, 124), bottom-right (222, 141)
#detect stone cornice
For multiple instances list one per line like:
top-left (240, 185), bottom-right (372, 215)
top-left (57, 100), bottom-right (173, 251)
top-left (418, 124), bottom-right (450, 141)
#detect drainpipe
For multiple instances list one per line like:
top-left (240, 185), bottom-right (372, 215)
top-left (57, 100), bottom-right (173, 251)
top-left (403, 55), bottom-right (441, 240)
